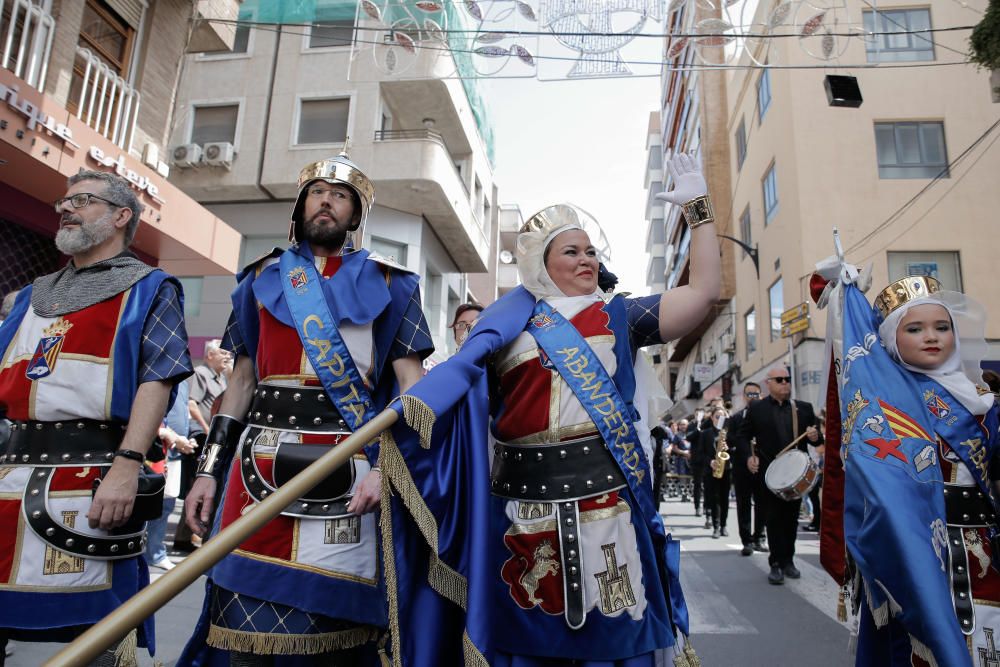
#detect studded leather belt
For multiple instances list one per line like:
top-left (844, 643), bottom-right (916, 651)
top-left (248, 384), bottom-right (349, 432)
top-left (1, 420), bottom-right (125, 466)
top-left (491, 435), bottom-right (628, 630)
top-left (490, 435), bottom-right (627, 503)
top-left (944, 484), bottom-right (995, 527)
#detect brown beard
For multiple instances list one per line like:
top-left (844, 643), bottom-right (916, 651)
top-left (302, 211), bottom-right (348, 251)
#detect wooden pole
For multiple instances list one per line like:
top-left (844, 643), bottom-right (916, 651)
top-left (45, 408), bottom-right (399, 667)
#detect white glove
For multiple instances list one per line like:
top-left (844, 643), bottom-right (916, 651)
top-left (655, 150), bottom-right (708, 206)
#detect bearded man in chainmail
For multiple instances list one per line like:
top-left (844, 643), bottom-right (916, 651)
top-left (0, 170), bottom-right (193, 665)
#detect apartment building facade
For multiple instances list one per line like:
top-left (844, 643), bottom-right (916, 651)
top-left (648, 0), bottom-right (1000, 412)
top-left (168, 4), bottom-right (500, 361)
top-left (0, 0), bottom-right (241, 301)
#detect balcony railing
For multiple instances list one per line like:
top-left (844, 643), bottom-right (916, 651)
top-left (374, 128), bottom-right (445, 144)
top-left (75, 46), bottom-right (140, 150)
top-left (1, 0), bottom-right (54, 89)
top-left (374, 128), bottom-right (468, 196)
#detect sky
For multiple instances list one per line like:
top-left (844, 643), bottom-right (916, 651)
top-left (482, 37), bottom-right (665, 296)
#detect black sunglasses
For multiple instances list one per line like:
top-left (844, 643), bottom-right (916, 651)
top-left (745, 391), bottom-right (761, 398)
top-left (769, 377), bottom-right (791, 384)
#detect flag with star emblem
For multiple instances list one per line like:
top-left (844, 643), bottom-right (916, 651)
top-left (837, 282), bottom-right (969, 666)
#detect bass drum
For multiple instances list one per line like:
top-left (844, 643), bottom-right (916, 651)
top-left (765, 450), bottom-right (819, 502)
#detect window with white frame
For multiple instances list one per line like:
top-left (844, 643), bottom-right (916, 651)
top-left (370, 237), bottom-right (408, 266)
top-left (769, 278), bottom-right (784, 341)
top-left (762, 162), bottom-right (778, 224)
top-left (739, 206), bottom-right (752, 252)
top-left (863, 8), bottom-right (934, 62)
top-left (296, 98), bottom-right (349, 145)
top-left (191, 104), bottom-right (239, 145)
top-left (240, 236), bottom-right (285, 268)
top-left (735, 116), bottom-right (747, 170)
top-left (874, 121), bottom-right (948, 179)
top-left (745, 308), bottom-right (757, 356)
top-left (757, 69), bottom-right (771, 121)
top-left (199, 7), bottom-right (252, 55)
top-left (887, 251), bottom-right (962, 291)
top-left (309, 20), bottom-right (354, 49)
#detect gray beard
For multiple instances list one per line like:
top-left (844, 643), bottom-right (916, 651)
top-left (54, 212), bottom-right (116, 255)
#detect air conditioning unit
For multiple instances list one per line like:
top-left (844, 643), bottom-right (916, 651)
top-left (171, 143), bottom-right (202, 168)
top-left (721, 333), bottom-right (735, 353)
top-left (203, 141), bottom-right (235, 169)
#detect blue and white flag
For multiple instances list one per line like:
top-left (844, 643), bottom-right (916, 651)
top-left (837, 282), bottom-right (970, 666)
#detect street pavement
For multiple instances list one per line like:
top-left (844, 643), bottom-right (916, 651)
top-left (9, 498), bottom-right (854, 666)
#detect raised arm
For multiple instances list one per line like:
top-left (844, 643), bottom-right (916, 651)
top-left (654, 151), bottom-right (721, 342)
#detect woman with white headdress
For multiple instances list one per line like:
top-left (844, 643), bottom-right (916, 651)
top-left (376, 153), bottom-right (720, 666)
top-left (826, 272), bottom-right (1000, 666)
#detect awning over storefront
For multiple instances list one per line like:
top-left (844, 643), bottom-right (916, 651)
top-left (0, 67), bottom-right (240, 276)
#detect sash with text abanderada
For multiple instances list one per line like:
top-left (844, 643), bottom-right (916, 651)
top-left (838, 282), bottom-right (969, 666)
top-left (279, 250), bottom-right (377, 439)
top-left (525, 298), bottom-right (687, 634)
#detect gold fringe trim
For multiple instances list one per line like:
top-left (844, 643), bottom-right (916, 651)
top-left (380, 431), bottom-right (469, 609)
top-left (673, 654), bottom-right (689, 667)
top-left (683, 643), bottom-right (702, 667)
top-left (205, 625), bottom-right (378, 656)
top-left (837, 588), bottom-right (848, 622)
top-left (379, 456), bottom-right (404, 667)
top-left (463, 629), bottom-right (489, 667)
top-left (400, 395), bottom-right (436, 449)
top-left (113, 629), bottom-right (138, 667)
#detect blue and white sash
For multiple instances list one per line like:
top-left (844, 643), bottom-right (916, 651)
top-left (524, 299), bottom-right (660, 537)
top-left (278, 250), bottom-right (377, 431)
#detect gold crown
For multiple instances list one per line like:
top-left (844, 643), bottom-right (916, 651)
top-left (42, 318), bottom-right (73, 337)
top-left (874, 276), bottom-right (942, 318)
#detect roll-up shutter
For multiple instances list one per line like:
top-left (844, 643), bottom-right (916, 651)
top-left (104, 0), bottom-right (144, 30)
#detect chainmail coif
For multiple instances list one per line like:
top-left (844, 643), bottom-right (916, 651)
top-left (31, 251), bottom-right (155, 317)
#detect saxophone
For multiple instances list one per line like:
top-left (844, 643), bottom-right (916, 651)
top-left (712, 428), bottom-right (730, 479)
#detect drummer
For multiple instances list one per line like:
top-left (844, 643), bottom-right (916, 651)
top-left (741, 366), bottom-right (822, 585)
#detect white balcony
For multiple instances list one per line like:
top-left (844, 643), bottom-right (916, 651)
top-left (74, 46), bottom-right (140, 151)
top-left (498, 263), bottom-right (519, 291)
top-left (1, 0), bottom-right (54, 89)
top-left (371, 129), bottom-right (487, 272)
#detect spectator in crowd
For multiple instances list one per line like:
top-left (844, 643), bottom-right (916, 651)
top-left (173, 339), bottom-right (229, 552)
top-left (687, 409), bottom-right (710, 521)
top-left (450, 302), bottom-right (483, 349)
top-left (146, 379), bottom-right (195, 571)
top-left (650, 417), bottom-right (671, 502)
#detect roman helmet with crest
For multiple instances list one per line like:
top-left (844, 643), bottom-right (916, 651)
top-left (290, 151), bottom-right (375, 253)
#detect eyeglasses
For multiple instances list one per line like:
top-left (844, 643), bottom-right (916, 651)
top-left (745, 392), bottom-right (761, 398)
top-left (768, 377), bottom-right (791, 384)
top-left (452, 322), bottom-right (475, 333)
top-left (54, 193), bottom-right (125, 212)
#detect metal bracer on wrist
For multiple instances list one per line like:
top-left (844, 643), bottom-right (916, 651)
top-left (196, 414), bottom-right (246, 480)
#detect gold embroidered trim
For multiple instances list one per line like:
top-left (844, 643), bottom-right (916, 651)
top-left (400, 395), bottom-right (435, 450)
top-left (205, 625), bottom-right (378, 655)
top-left (380, 432), bottom-right (467, 608)
top-left (113, 629), bottom-right (138, 667)
top-left (462, 629), bottom-right (489, 667)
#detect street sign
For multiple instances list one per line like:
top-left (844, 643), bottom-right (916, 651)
top-left (781, 317), bottom-right (810, 338)
top-left (693, 363), bottom-right (713, 383)
top-left (780, 302), bottom-right (809, 325)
